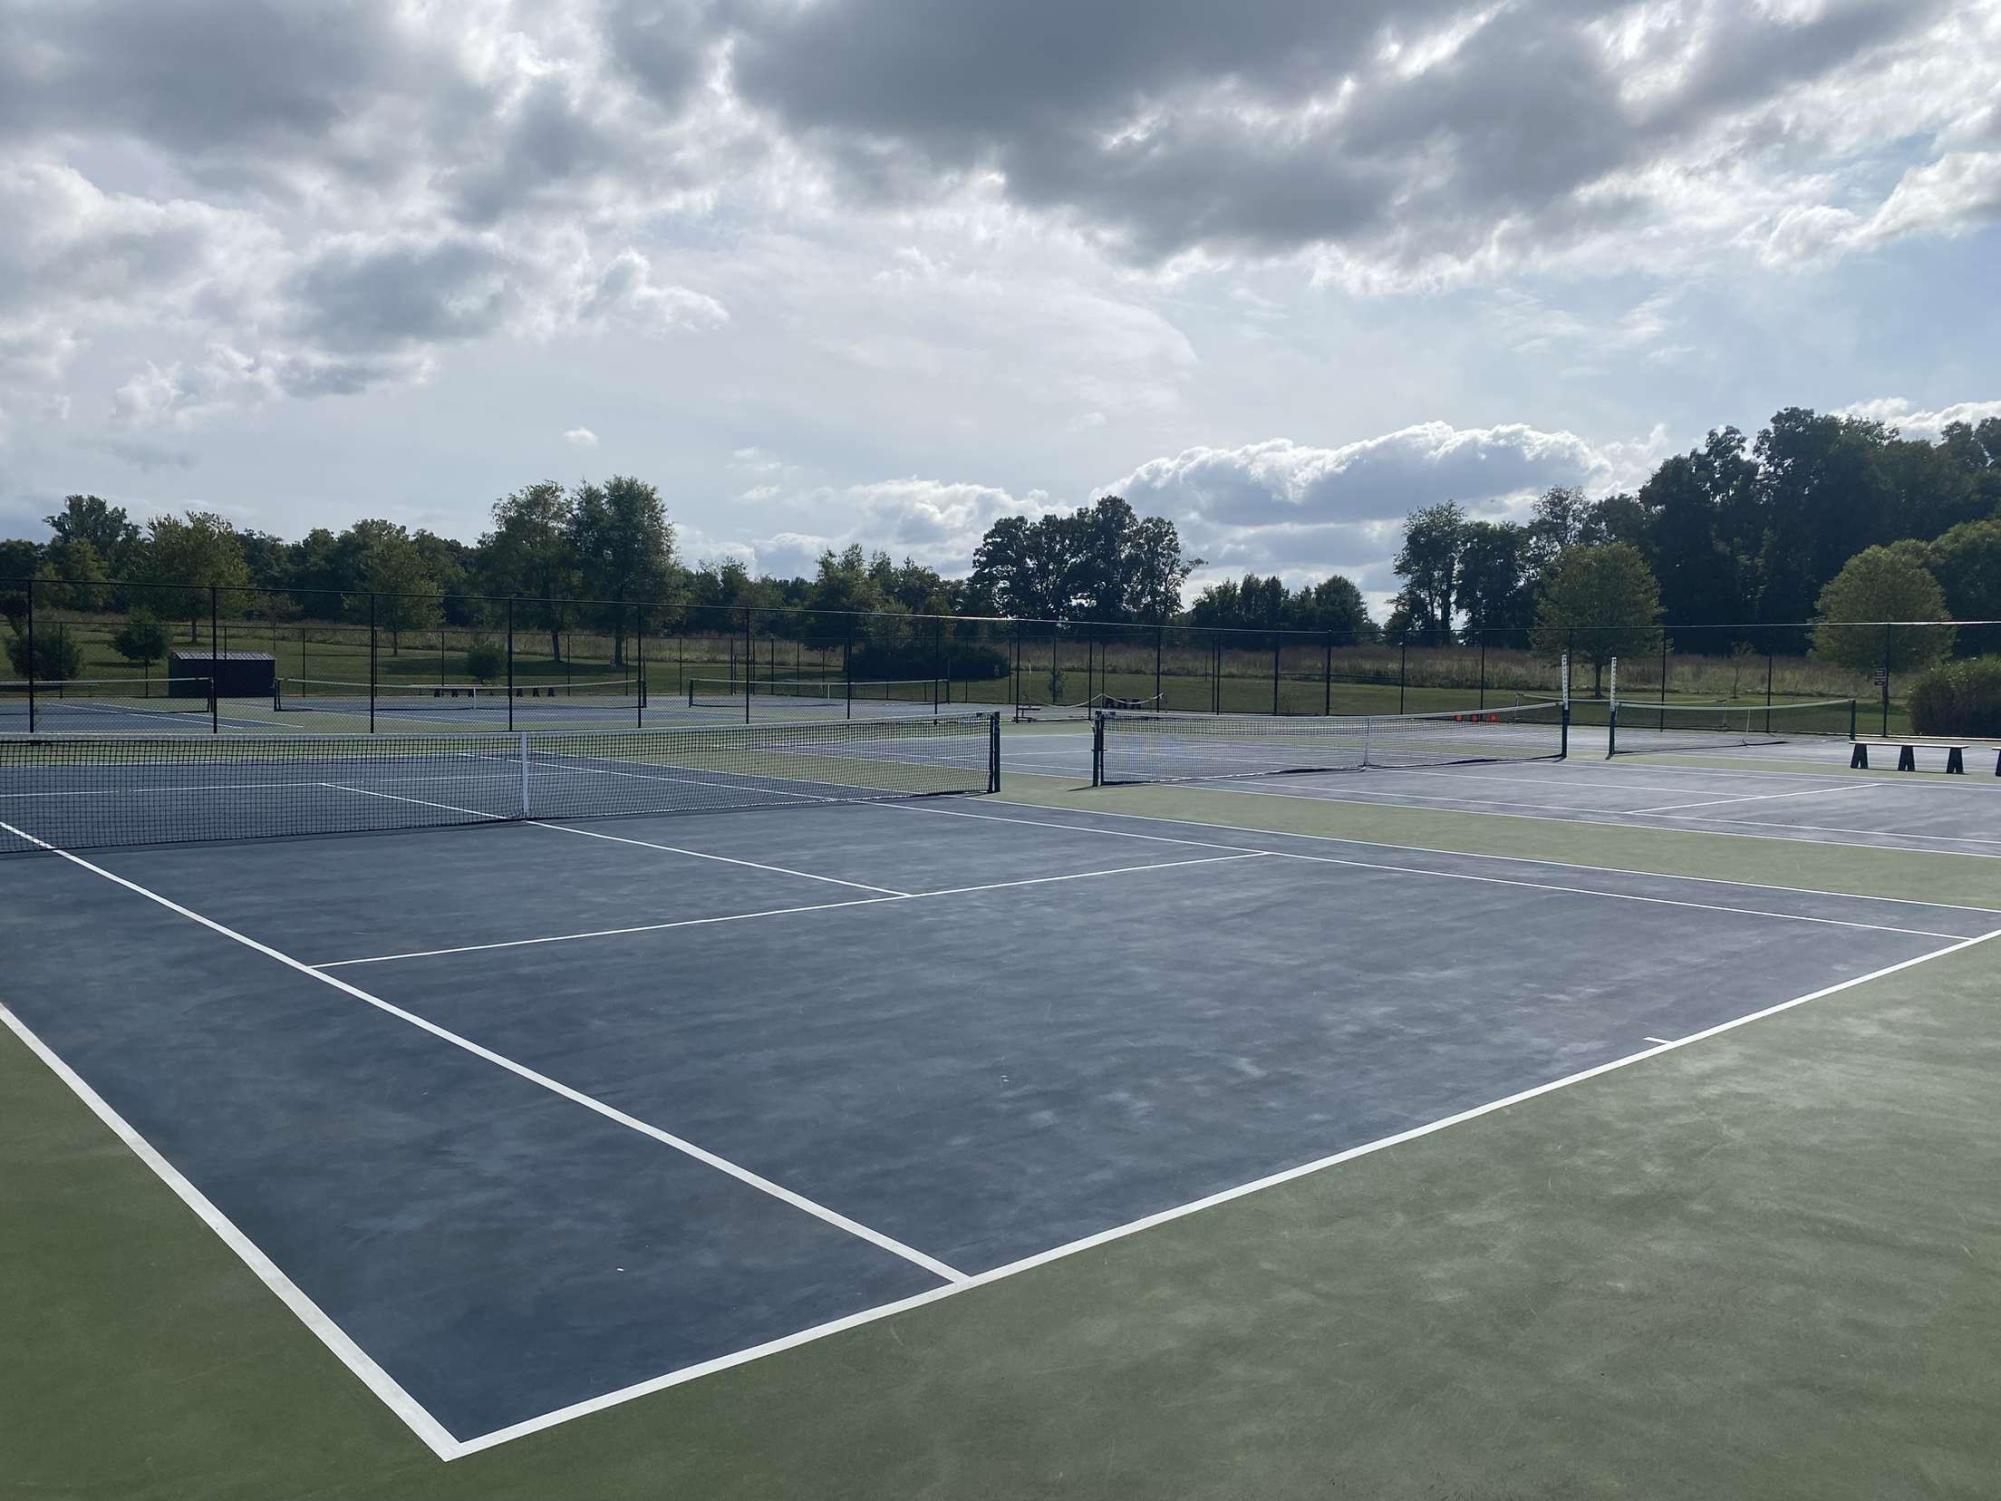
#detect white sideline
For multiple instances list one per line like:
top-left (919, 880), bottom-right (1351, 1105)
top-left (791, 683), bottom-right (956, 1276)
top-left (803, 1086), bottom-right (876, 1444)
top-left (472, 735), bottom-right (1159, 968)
top-left (0, 814), bottom-right (968, 1447)
top-left (894, 803), bottom-right (1971, 939)
top-left (967, 796), bottom-right (2001, 913)
top-left (0, 998), bottom-right (462, 1462)
top-left (451, 921), bottom-right (2001, 1456)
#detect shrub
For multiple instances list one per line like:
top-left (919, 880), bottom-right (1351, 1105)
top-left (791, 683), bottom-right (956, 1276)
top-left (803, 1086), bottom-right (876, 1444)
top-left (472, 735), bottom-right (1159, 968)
top-left (1907, 658), bottom-right (2001, 738)
top-left (5, 623), bottom-right (83, 682)
top-left (465, 640), bottom-right (506, 682)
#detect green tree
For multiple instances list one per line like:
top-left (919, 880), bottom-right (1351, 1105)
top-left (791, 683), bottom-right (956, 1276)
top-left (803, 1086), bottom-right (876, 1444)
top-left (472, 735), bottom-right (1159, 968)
top-left (1283, 575), bottom-right (1378, 639)
top-left (111, 610), bottom-right (171, 685)
top-left (969, 514), bottom-right (1075, 619)
top-left (807, 545), bottom-right (888, 616)
top-left (45, 495), bottom-right (140, 574)
top-left (339, 521), bottom-right (441, 654)
top-left (6, 622), bottom-right (84, 682)
top-left (40, 539), bottom-right (109, 610)
top-left (1530, 542), bottom-right (1664, 696)
top-left (1753, 408), bottom-right (1896, 625)
top-left (465, 640), bottom-right (506, 683)
top-left (478, 482), bottom-right (578, 665)
top-left (1391, 501), bottom-right (1465, 641)
top-left (1927, 518), bottom-right (2001, 619)
top-left (1454, 520), bottom-right (1532, 634)
top-left (141, 511), bottom-right (252, 641)
top-left (1808, 546), bottom-right (1953, 677)
top-left (567, 476), bottom-right (676, 666)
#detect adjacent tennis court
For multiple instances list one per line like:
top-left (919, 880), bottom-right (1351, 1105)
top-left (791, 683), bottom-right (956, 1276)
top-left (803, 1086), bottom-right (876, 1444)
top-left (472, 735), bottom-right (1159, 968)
top-left (4, 705), bottom-right (1997, 1461)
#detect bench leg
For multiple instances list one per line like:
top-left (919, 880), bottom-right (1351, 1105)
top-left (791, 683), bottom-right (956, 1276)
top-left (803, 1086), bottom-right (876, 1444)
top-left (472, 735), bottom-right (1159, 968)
top-left (1851, 743), bottom-right (1868, 769)
top-left (1948, 747), bottom-right (1965, 774)
top-left (1898, 745), bottom-right (1916, 772)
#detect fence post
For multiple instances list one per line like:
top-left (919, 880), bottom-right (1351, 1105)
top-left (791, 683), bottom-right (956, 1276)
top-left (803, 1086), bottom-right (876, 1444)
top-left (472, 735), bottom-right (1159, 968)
top-left (845, 616), bottom-right (855, 720)
top-left (1323, 631), bottom-right (1333, 715)
top-left (635, 604), bottom-right (646, 727)
top-left (367, 591), bottom-right (378, 734)
top-left (24, 574), bottom-right (35, 732)
top-left (933, 617), bottom-right (943, 711)
top-left (743, 607), bottom-right (753, 724)
top-left (1659, 636), bottom-right (1668, 704)
top-left (1156, 623), bottom-right (1164, 706)
top-left (506, 597), bottom-right (516, 733)
top-left (1880, 622), bottom-right (1892, 736)
top-left (1398, 637), bottom-right (1408, 715)
top-left (1271, 632), bottom-right (1280, 716)
top-left (1765, 649), bottom-right (1773, 709)
top-left (1477, 631), bottom-right (1487, 710)
top-left (209, 584), bottom-right (220, 733)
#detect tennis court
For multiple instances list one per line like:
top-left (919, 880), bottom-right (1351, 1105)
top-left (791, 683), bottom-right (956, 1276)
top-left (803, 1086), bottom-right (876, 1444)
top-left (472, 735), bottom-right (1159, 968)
top-left (4, 705), bottom-right (1997, 1463)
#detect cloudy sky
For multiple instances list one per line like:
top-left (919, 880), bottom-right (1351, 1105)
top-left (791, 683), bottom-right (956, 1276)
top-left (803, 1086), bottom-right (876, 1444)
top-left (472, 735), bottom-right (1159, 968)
top-left (3, 0), bottom-right (1999, 607)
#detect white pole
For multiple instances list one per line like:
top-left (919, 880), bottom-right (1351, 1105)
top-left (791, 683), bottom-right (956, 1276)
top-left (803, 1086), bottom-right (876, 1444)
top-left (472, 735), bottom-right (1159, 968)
top-left (518, 732), bottom-right (531, 818)
top-left (1608, 656), bottom-right (1618, 712)
top-left (1560, 652), bottom-right (1570, 708)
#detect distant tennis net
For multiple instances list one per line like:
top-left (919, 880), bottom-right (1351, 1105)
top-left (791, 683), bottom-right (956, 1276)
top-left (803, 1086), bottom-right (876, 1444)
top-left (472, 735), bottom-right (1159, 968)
top-left (687, 678), bottom-right (947, 713)
top-left (277, 677), bottom-right (643, 714)
top-left (1607, 698), bottom-right (1856, 757)
top-left (0, 713), bottom-right (1000, 855)
top-left (1092, 703), bottom-right (1568, 786)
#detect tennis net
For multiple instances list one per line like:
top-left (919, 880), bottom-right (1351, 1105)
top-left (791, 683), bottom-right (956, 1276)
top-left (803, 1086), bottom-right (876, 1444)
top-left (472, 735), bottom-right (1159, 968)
top-left (687, 678), bottom-right (946, 710)
top-left (1607, 698), bottom-right (1856, 756)
top-left (277, 677), bottom-right (643, 713)
top-left (1016, 693), bottom-right (1163, 723)
top-left (0, 713), bottom-right (1000, 855)
top-left (1092, 702), bottom-right (1568, 786)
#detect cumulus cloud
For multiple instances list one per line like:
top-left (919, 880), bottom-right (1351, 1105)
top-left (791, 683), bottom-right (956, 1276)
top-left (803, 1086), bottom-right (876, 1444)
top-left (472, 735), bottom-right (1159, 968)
top-left (1835, 396), bottom-right (2001, 437)
top-left (1103, 423), bottom-right (1610, 584)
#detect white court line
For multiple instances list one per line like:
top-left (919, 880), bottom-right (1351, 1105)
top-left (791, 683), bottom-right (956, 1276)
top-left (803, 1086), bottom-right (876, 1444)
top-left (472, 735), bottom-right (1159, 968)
top-left (327, 783), bottom-right (910, 897)
top-left (0, 812), bottom-right (966, 1343)
top-left (525, 822), bottom-right (912, 897)
top-left (313, 853), bottom-right (1267, 968)
top-left (0, 998), bottom-right (463, 1462)
top-left (1629, 783), bottom-right (1884, 816)
top-left (899, 800), bottom-right (1987, 933)
top-left (1643, 1036), bottom-right (1674, 1045)
top-left (452, 921), bottom-right (2001, 1457)
top-left (1128, 773), bottom-right (2001, 862)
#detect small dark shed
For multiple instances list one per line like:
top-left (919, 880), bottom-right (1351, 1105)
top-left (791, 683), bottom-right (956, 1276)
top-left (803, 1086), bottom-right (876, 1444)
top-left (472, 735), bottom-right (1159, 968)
top-left (168, 650), bottom-right (275, 699)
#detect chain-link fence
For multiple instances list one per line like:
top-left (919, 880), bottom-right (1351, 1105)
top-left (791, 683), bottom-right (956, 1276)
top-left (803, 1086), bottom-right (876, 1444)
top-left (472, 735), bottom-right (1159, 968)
top-left (1, 573), bottom-right (1991, 734)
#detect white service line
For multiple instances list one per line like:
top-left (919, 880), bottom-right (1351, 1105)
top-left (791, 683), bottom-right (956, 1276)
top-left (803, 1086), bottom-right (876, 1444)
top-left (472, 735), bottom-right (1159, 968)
top-left (1132, 773), bottom-right (2001, 861)
top-left (0, 819), bottom-right (967, 1284)
top-left (452, 920), bottom-right (2001, 1457)
top-left (1628, 782), bottom-right (1882, 816)
top-left (526, 821), bottom-right (912, 897)
top-left (313, 851), bottom-right (1268, 968)
top-left (896, 800), bottom-right (1980, 935)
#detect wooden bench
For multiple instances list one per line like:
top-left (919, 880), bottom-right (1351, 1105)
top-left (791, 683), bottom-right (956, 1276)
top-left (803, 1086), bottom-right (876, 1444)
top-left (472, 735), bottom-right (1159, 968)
top-left (1850, 737), bottom-right (2001, 775)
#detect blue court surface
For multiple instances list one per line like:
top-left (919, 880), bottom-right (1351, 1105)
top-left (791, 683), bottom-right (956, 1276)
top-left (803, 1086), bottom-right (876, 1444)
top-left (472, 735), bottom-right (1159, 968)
top-left (0, 776), bottom-right (1991, 1453)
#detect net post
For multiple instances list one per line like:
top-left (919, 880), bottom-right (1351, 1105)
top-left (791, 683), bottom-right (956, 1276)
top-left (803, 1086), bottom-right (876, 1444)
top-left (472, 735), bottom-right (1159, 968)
top-left (1849, 697), bottom-right (1857, 741)
top-left (24, 574), bottom-right (35, 732)
top-left (518, 732), bottom-right (531, 818)
top-left (209, 583), bottom-right (220, 733)
top-left (1091, 711), bottom-right (1105, 786)
top-left (988, 711), bottom-right (1001, 793)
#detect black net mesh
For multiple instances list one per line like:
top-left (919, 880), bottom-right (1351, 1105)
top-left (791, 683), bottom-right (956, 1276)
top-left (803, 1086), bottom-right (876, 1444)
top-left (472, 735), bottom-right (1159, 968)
top-left (0, 714), bottom-right (999, 854)
top-left (1607, 699), bottom-right (1856, 756)
top-left (1093, 702), bottom-right (1568, 786)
